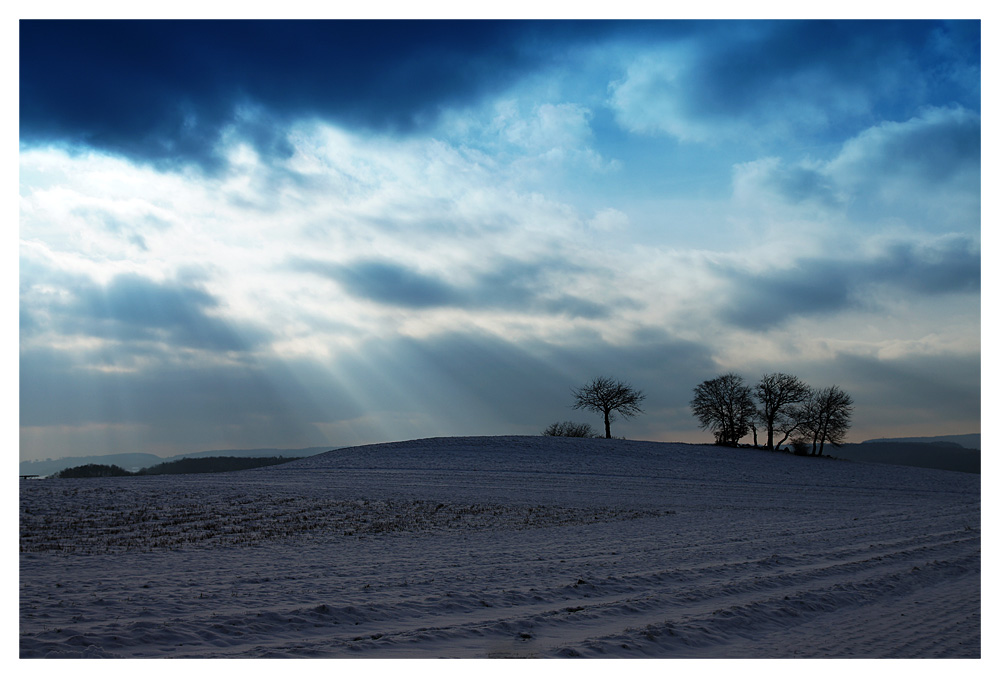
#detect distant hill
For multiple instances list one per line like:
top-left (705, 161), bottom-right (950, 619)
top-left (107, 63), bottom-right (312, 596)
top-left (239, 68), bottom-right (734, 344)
top-left (19, 446), bottom-right (335, 478)
top-left (137, 456), bottom-right (306, 475)
top-left (862, 434), bottom-right (980, 450)
top-left (834, 441), bottom-right (980, 474)
top-left (52, 456), bottom-right (304, 478)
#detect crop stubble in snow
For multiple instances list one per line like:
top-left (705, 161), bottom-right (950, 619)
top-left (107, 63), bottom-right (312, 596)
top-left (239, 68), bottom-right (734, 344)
top-left (19, 436), bottom-right (980, 658)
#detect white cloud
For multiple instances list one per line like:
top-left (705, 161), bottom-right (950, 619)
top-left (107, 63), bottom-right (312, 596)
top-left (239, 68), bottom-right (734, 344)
top-left (439, 96), bottom-right (616, 175)
top-left (22, 102), bottom-right (980, 376)
top-left (20, 122), bottom-right (648, 366)
top-left (607, 48), bottom-right (708, 142)
top-left (587, 207), bottom-right (630, 232)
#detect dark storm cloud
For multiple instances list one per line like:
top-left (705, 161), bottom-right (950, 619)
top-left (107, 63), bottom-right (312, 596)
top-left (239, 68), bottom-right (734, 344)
top-left (21, 20), bottom-right (979, 168)
top-left (720, 236), bottom-right (980, 330)
top-left (21, 21), bottom-right (518, 167)
top-left (19, 20), bottom-right (686, 170)
top-left (704, 21), bottom-right (979, 119)
top-left (617, 20), bottom-right (979, 144)
top-left (292, 256), bottom-right (624, 319)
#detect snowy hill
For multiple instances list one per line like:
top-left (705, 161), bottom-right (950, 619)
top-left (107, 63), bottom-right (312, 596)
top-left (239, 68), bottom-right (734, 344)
top-left (20, 436), bottom-right (980, 658)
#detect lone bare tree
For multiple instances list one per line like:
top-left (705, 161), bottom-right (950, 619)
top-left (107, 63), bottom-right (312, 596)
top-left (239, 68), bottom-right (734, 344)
top-left (690, 373), bottom-right (756, 446)
top-left (755, 373), bottom-right (812, 450)
top-left (571, 376), bottom-right (646, 439)
top-left (799, 385), bottom-right (853, 455)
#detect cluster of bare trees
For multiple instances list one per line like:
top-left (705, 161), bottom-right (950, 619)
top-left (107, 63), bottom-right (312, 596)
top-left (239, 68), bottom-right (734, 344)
top-left (690, 372), bottom-right (852, 455)
top-left (540, 373), bottom-right (852, 455)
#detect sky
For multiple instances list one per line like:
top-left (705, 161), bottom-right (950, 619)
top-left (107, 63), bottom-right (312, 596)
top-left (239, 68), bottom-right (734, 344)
top-left (17, 19), bottom-right (982, 461)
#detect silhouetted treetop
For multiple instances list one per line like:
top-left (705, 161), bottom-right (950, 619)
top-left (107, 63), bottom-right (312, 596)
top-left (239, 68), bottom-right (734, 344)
top-left (572, 376), bottom-right (646, 439)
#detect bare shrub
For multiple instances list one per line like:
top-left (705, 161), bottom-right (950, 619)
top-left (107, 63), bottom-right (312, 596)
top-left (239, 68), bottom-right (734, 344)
top-left (542, 421), bottom-right (599, 438)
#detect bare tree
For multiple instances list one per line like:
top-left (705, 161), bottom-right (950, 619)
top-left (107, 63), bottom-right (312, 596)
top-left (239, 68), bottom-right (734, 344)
top-left (690, 373), bottom-right (756, 446)
top-left (571, 376), bottom-right (646, 439)
top-left (773, 405), bottom-right (811, 451)
top-left (755, 373), bottom-right (812, 450)
top-left (799, 385), bottom-right (853, 455)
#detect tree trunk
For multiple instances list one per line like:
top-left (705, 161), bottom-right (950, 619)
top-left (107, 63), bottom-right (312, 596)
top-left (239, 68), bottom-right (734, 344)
top-left (774, 430), bottom-right (791, 450)
top-left (604, 410), bottom-right (611, 438)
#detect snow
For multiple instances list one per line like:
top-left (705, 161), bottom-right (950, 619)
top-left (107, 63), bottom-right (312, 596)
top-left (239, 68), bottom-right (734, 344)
top-left (19, 435), bottom-right (980, 658)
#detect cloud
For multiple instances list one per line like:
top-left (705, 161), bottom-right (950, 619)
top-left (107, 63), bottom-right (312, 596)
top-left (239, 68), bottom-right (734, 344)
top-left (74, 273), bottom-right (269, 351)
top-left (609, 21), bottom-right (979, 145)
top-left (489, 101), bottom-right (593, 152)
top-left (19, 20), bottom-right (664, 171)
top-left (826, 106), bottom-right (980, 196)
top-left (27, 21), bottom-right (979, 171)
top-left (19, 121), bottom-right (655, 390)
top-left (587, 208), bottom-right (630, 232)
top-left (437, 96), bottom-right (618, 181)
top-left (717, 235), bottom-right (980, 330)
top-left (720, 261), bottom-right (854, 330)
top-left (19, 21), bottom-right (527, 167)
top-left (871, 236), bottom-right (981, 295)
top-left (20, 265), bottom-right (269, 356)
top-left (304, 259), bottom-right (462, 309)
top-left (608, 46), bottom-right (702, 141)
top-left (732, 106), bottom-right (980, 234)
top-left (733, 157), bottom-right (840, 209)
top-left (291, 256), bottom-right (623, 320)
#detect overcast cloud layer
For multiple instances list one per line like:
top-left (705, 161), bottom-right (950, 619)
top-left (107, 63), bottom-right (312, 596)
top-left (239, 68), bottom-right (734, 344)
top-left (19, 20), bottom-right (981, 460)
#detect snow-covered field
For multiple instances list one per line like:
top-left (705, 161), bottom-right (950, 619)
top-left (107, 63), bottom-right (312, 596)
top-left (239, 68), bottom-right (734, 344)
top-left (19, 436), bottom-right (980, 658)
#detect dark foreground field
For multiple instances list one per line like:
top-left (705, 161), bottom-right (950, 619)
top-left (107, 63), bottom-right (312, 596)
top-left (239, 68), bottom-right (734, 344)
top-left (20, 436), bottom-right (980, 658)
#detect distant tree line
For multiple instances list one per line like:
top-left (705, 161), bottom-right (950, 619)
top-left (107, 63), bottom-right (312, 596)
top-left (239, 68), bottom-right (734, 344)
top-left (690, 372), bottom-right (853, 455)
top-left (54, 463), bottom-right (133, 478)
top-left (53, 456), bottom-right (302, 479)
